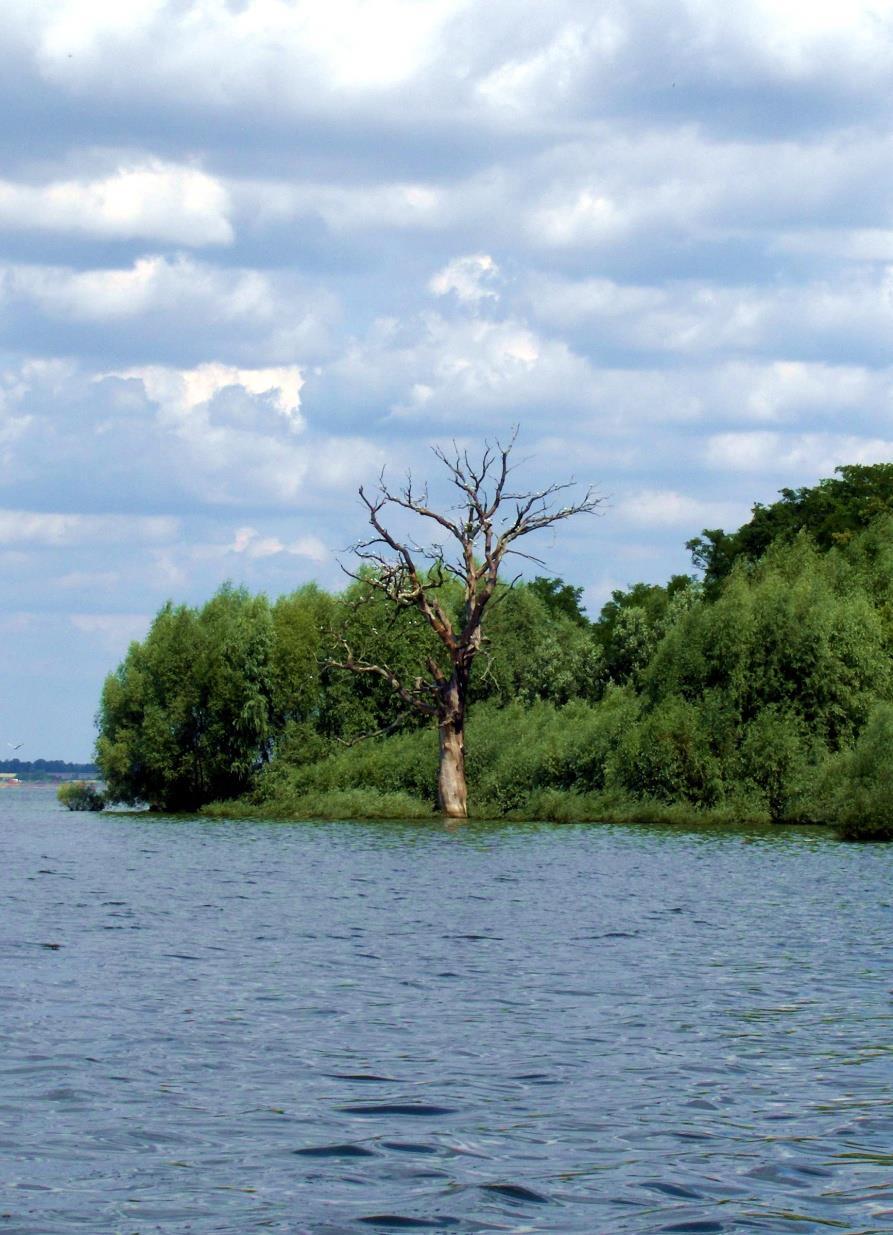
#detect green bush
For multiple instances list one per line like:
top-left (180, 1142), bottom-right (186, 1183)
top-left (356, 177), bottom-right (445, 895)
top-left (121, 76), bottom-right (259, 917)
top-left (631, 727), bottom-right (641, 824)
top-left (609, 695), bottom-right (721, 806)
top-left (57, 781), bottom-right (105, 811)
top-left (735, 707), bottom-right (815, 823)
top-left (817, 704), bottom-right (893, 841)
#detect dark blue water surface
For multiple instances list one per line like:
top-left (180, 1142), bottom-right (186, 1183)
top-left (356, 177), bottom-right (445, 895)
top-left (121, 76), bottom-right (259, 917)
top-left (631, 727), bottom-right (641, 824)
top-left (2, 786), bottom-right (892, 1234)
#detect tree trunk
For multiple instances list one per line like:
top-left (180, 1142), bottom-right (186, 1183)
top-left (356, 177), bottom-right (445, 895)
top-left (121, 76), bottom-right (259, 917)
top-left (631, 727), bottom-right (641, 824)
top-left (438, 683), bottom-right (467, 818)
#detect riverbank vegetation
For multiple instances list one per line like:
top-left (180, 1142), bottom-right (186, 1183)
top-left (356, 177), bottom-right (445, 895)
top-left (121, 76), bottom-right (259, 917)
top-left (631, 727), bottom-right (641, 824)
top-left (96, 463), bottom-right (893, 840)
top-left (57, 780), bottom-right (106, 811)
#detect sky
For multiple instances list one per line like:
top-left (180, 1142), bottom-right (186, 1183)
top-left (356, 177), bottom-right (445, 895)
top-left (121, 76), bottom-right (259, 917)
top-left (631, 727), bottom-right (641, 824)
top-left (4, 0), bottom-right (893, 759)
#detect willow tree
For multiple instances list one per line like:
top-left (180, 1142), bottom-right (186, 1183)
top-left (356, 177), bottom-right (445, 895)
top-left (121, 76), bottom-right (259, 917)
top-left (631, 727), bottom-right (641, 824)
top-left (332, 434), bottom-right (600, 818)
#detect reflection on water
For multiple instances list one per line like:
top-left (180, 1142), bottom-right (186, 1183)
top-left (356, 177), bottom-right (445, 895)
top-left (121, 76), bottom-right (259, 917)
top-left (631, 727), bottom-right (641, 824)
top-left (1, 785), bottom-right (891, 1233)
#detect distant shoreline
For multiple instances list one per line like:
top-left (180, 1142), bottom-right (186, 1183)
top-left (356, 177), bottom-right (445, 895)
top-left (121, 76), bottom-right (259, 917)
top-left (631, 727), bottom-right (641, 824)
top-left (0, 761), bottom-right (97, 783)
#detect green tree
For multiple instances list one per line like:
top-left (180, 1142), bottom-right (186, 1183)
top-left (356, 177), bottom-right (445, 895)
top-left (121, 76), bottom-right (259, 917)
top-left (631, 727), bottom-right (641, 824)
top-left (648, 537), bottom-right (891, 747)
top-left (688, 463), bottom-right (893, 588)
top-left (528, 576), bottom-right (589, 626)
top-left (470, 583), bottom-right (603, 707)
top-left (817, 703), bottom-right (893, 841)
top-left (96, 586), bottom-right (277, 810)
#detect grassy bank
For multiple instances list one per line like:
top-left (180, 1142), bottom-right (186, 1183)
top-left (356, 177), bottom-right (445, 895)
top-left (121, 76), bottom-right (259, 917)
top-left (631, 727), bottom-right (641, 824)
top-left (202, 783), bottom-right (778, 828)
top-left (200, 693), bottom-right (892, 839)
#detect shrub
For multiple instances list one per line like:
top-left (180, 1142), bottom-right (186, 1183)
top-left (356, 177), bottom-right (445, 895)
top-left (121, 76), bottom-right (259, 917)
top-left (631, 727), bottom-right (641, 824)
top-left (817, 704), bottom-right (893, 841)
top-left (57, 781), bottom-right (105, 811)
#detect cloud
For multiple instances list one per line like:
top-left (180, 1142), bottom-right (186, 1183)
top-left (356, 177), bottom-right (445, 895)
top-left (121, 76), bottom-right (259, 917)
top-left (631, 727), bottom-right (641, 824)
top-left (0, 254), bottom-right (337, 365)
top-left (27, 0), bottom-right (471, 102)
top-left (524, 267), bottom-right (893, 367)
top-left (704, 432), bottom-right (893, 475)
top-left (315, 311), bottom-right (596, 429)
top-left (238, 178), bottom-right (445, 233)
top-left (69, 611), bottom-right (151, 653)
top-left (229, 526), bottom-right (328, 562)
top-left (5, 255), bottom-right (268, 322)
top-left (123, 362), bottom-right (304, 423)
top-left (0, 162), bottom-right (232, 246)
top-left (0, 510), bottom-right (178, 546)
top-left (0, 354), bottom-right (381, 515)
top-left (615, 489), bottom-right (749, 530)
top-left (4, 0), bottom-right (893, 756)
top-left (429, 254), bottom-right (500, 302)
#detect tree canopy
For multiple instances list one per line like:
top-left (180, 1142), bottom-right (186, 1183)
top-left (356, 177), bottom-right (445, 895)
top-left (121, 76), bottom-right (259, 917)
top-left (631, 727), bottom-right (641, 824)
top-left (687, 463), bottom-right (893, 589)
top-left (95, 460), bottom-right (893, 839)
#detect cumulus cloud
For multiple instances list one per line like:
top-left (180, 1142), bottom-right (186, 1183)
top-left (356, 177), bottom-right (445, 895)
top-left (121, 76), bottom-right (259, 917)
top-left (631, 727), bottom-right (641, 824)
top-left (5, 255), bottom-right (268, 322)
top-left (614, 489), bottom-right (750, 530)
top-left (0, 255), bottom-right (338, 365)
top-left (123, 362), bottom-right (304, 424)
top-left (0, 354), bottom-right (381, 517)
top-left (229, 526), bottom-right (328, 562)
top-left (0, 510), bottom-right (178, 546)
top-left (0, 162), bottom-right (232, 246)
top-left (524, 268), bottom-right (893, 367)
top-left (704, 432), bottom-right (893, 477)
top-left (429, 254), bottom-right (500, 302)
top-left (4, 0), bottom-right (893, 755)
top-left (238, 178), bottom-right (444, 233)
top-left (30, 0), bottom-right (469, 98)
top-left (315, 310), bottom-right (597, 429)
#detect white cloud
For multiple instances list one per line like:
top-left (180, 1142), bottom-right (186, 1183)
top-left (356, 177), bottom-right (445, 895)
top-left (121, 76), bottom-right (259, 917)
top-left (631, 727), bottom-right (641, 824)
top-left (526, 269), bottom-right (893, 364)
top-left (704, 431), bottom-right (893, 475)
top-left (229, 526), bottom-right (328, 562)
top-left (29, 0), bottom-right (471, 98)
top-left (615, 489), bottom-right (748, 530)
top-left (712, 0), bottom-right (893, 75)
top-left (6, 255), bottom-right (270, 322)
top-left (429, 254), bottom-right (500, 302)
top-left (0, 255), bottom-right (336, 362)
top-left (324, 311), bottom-right (599, 425)
top-left (476, 21), bottom-right (614, 113)
top-left (122, 362), bottom-right (304, 424)
top-left (69, 612), bottom-right (151, 652)
top-left (242, 179), bottom-right (444, 232)
top-left (0, 510), bottom-right (179, 546)
top-left (0, 162), bottom-right (232, 246)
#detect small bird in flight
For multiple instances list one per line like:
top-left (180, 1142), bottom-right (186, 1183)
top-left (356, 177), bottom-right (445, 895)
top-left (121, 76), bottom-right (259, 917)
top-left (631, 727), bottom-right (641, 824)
top-left (8, 743), bottom-right (23, 750)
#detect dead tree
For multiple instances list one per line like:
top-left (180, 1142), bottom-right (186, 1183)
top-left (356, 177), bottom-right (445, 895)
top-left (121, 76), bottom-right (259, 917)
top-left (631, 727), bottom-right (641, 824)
top-left (331, 432), bottom-right (601, 818)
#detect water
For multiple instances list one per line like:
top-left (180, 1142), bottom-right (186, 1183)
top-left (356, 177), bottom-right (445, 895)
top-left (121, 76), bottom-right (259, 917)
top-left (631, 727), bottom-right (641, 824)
top-left (2, 785), bottom-right (892, 1234)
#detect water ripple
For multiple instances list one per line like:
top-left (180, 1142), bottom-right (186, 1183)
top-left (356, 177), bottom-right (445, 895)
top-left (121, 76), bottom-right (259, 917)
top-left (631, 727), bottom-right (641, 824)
top-left (1, 786), bottom-right (892, 1233)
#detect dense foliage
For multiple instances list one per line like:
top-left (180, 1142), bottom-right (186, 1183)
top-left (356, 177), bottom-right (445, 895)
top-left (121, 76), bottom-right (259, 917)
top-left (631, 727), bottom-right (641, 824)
top-left (96, 464), bottom-right (893, 839)
top-left (57, 781), bottom-right (105, 811)
top-left (687, 463), bottom-right (893, 590)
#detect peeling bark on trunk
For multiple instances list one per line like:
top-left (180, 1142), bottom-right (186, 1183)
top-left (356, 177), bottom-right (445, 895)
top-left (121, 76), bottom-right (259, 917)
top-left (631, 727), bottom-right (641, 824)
top-left (437, 676), bottom-right (468, 819)
top-left (438, 714), bottom-right (467, 818)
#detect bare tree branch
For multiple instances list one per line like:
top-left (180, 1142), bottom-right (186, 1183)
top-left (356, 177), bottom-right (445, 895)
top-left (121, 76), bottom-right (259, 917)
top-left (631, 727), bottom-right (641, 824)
top-left (334, 712), bottom-right (414, 747)
top-left (326, 635), bottom-right (439, 716)
top-left (330, 429), bottom-right (601, 817)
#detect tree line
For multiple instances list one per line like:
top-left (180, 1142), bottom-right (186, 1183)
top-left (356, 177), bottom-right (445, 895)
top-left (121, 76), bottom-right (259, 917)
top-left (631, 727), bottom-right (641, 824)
top-left (96, 461), bottom-right (893, 839)
top-left (1, 759), bottom-right (97, 780)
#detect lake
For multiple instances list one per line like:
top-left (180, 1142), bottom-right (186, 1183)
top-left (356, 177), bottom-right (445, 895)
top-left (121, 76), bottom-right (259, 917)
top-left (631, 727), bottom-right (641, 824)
top-left (2, 785), bottom-right (891, 1234)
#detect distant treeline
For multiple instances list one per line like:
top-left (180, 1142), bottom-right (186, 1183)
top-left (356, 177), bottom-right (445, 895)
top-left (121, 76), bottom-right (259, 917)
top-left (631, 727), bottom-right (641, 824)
top-left (96, 463), bottom-right (893, 840)
top-left (1, 759), bottom-right (97, 780)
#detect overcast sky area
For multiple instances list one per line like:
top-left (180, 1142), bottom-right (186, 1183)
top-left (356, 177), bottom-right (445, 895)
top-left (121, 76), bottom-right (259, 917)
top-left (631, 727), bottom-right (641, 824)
top-left (4, 0), bottom-right (893, 758)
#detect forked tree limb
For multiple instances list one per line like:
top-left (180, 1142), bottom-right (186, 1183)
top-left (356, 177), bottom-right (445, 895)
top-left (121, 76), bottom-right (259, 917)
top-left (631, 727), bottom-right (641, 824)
top-left (331, 431), bottom-right (600, 816)
top-left (335, 429), bottom-right (600, 711)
